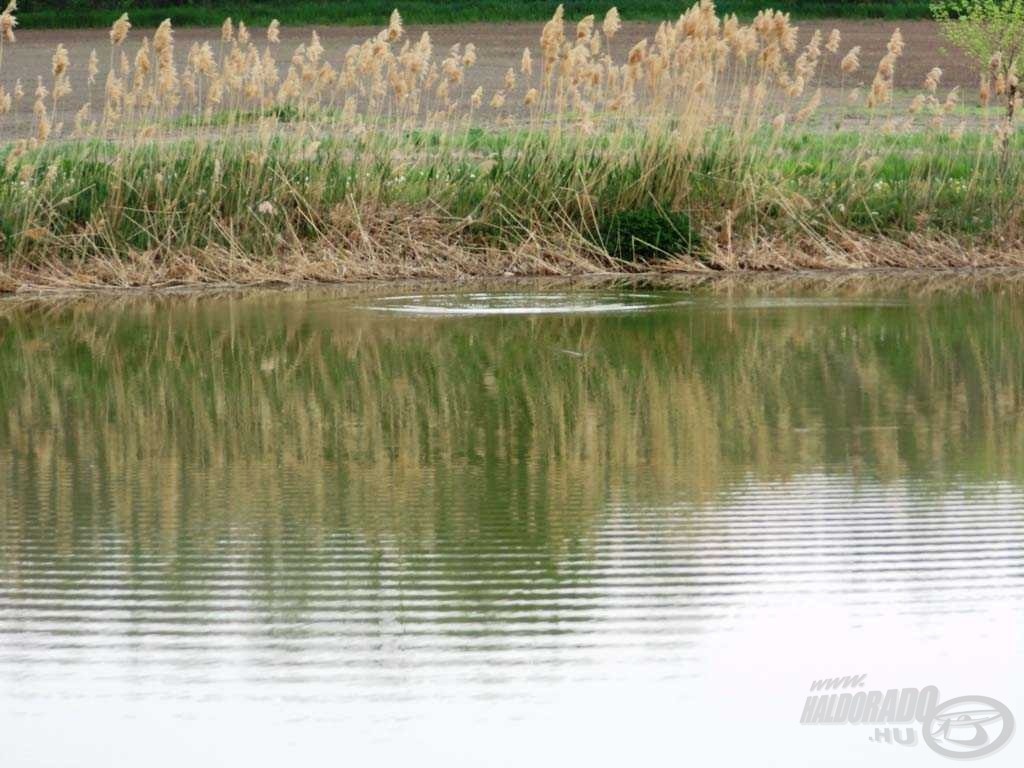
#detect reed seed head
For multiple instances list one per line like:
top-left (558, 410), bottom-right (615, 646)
top-left (73, 102), bottom-right (90, 135)
top-left (980, 75), bottom-right (991, 107)
top-left (826, 29), bottom-right (841, 55)
top-left (154, 19), bottom-right (174, 61)
top-left (308, 31), bottom-right (325, 62)
top-left (521, 47), bottom-right (533, 76)
top-left (51, 44), bottom-right (69, 77)
top-left (87, 49), bottom-right (99, 85)
top-left (1, 1), bottom-right (17, 43)
top-left (388, 10), bottom-right (404, 43)
top-left (887, 28), bottom-right (904, 57)
top-left (627, 39), bottom-right (648, 66)
top-left (603, 7), bottom-right (621, 40)
top-left (577, 15), bottom-right (595, 41)
top-left (110, 13), bottom-right (131, 46)
top-left (840, 46), bottom-right (860, 75)
top-left (943, 86), bottom-right (959, 114)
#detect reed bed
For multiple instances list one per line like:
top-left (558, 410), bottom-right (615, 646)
top-left (0, 1), bottom-right (1023, 290)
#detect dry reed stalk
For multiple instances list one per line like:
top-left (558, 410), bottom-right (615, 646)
top-left (0, 2), bottom-right (1021, 293)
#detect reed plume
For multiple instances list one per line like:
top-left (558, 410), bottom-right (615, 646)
top-left (1, 3), bottom-right (1022, 290)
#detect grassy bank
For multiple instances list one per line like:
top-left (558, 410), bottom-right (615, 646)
top-left (1, 3), bottom-right (1022, 289)
top-left (3, 126), bottom-right (1023, 288)
top-left (16, 2), bottom-right (935, 30)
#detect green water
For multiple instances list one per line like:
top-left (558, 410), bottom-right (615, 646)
top-left (1, 278), bottom-right (1021, 766)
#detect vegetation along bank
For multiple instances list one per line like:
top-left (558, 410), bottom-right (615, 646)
top-left (0, 1), bottom-right (1023, 290)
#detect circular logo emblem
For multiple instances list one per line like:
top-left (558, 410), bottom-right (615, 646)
top-left (923, 695), bottom-right (1015, 759)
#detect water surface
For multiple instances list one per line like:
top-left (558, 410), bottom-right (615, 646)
top-left (1, 278), bottom-right (1022, 766)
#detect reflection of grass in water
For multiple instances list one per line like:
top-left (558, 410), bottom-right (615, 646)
top-left (2, 280), bottom-right (1024, 564)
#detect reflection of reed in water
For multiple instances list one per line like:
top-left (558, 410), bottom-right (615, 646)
top-left (2, 278), bottom-right (1024, 566)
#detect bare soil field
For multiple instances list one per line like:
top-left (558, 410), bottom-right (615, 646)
top-left (0, 19), bottom-right (980, 136)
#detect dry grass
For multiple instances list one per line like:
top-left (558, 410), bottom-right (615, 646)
top-left (6, 228), bottom-right (1024, 294)
top-left (0, 18), bottom-right (991, 133)
top-left (1, 1), bottom-right (1023, 292)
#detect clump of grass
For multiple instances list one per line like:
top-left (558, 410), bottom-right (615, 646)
top-left (0, 2), bottom-right (1023, 289)
top-left (598, 208), bottom-right (699, 262)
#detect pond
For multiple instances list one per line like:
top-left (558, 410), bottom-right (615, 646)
top-left (1, 277), bottom-right (1022, 766)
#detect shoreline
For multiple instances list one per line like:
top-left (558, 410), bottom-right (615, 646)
top-left (7, 262), bottom-right (1024, 303)
top-left (5, 227), bottom-right (1024, 296)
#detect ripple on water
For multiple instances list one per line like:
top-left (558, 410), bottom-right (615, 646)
top-left (361, 292), bottom-right (691, 316)
top-left (710, 296), bottom-right (908, 310)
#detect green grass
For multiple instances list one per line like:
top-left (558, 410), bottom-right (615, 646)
top-left (15, 2), bottom-right (936, 31)
top-left (2, 126), bottom-right (1021, 270)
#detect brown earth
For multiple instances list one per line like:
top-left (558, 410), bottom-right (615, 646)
top-left (0, 19), bottom-right (982, 136)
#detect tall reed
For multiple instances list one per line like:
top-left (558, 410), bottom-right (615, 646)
top-left (0, 2), bottom-right (1022, 288)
